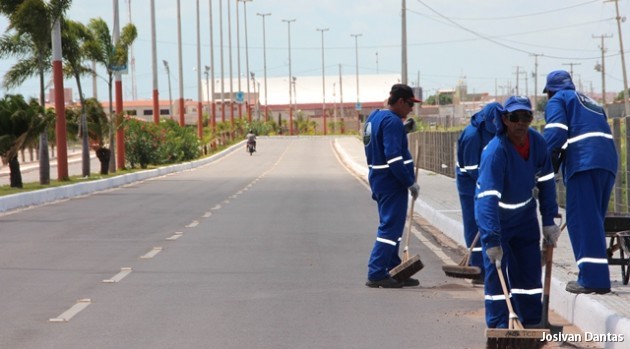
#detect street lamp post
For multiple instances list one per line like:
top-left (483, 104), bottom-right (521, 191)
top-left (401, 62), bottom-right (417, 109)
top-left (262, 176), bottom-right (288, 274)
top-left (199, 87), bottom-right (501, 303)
top-left (351, 33), bottom-right (362, 132)
top-left (239, 0), bottom-right (252, 122)
top-left (208, 0), bottom-right (216, 131)
top-left (163, 60), bottom-right (173, 118)
top-left (205, 65), bottom-right (211, 120)
top-left (257, 12), bottom-right (271, 121)
top-left (316, 27), bottom-right (329, 135)
top-left (283, 18), bottom-right (296, 135)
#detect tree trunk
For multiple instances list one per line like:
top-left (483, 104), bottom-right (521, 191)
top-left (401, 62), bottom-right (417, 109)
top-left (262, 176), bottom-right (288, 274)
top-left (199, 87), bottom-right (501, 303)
top-left (74, 71), bottom-right (90, 177)
top-left (8, 155), bottom-right (23, 189)
top-left (95, 147), bottom-right (110, 175)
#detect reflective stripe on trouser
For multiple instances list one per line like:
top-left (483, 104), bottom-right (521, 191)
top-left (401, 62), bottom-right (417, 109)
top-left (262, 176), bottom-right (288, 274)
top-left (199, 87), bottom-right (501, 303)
top-left (459, 193), bottom-right (484, 272)
top-left (483, 219), bottom-right (542, 328)
top-left (566, 169), bottom-right (614, 289)
top-left (368, 188), bottom-right (408, 281)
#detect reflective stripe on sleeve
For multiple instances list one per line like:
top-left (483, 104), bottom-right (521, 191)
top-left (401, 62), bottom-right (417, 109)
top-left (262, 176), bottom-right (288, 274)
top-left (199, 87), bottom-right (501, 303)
top-left (477, 190), bottom-right (501, 199)
top-left (387, 156), bottom-right (403, 164)
top-left (511, 288), bottom-right (543, 295)
top-left (545, 123), bottom-right (568, 131)
top-left (537, 172), bottom-right (555, 182)
top-left (568, 132), bottom-right (613, 144)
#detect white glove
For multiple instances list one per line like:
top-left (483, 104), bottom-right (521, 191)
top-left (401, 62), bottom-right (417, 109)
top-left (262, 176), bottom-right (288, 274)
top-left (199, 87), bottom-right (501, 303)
top-left (408, 183), bottom-right (420, 200)
top-left (486, 246), bottom-right (503, 264)
top-left (542, 224), bottom-right (561, 247)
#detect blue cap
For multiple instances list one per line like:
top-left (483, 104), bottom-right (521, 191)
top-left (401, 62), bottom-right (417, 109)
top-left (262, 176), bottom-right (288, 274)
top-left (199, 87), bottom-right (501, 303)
top-left (504, 95), bottom-right (532, 113)
top-left (543, 70), bottom-right (575, 93)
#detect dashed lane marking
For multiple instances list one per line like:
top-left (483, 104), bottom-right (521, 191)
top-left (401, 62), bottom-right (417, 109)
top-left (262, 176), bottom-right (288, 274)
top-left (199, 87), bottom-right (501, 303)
top-left (166, 232), bottom-right (184, 241)
top-left (185, 220), bottom-right (199, 228)
top-left (140, 247), bottom-right (163, 259)
top-left (49, 299), bottom-right (91, 323)
top-left (102, 267), bottom-right (133, 283)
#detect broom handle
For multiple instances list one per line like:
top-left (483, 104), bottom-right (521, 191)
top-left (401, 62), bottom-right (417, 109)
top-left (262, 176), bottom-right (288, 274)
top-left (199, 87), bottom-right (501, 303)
top-left (495, 261), bottom-right (524, 330)
top-left (402, 146), bottom-right (422, 262)
top-left (462, 231), bottom-right (480, 266)
top-left (541, 219), bottom-right (564, 326)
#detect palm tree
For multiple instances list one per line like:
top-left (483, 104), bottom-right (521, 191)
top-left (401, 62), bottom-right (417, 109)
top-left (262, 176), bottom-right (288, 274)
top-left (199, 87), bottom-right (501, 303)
top-left (0, 94), bottom-right (49, 188)
top-left (0, 0), bottom-right (72, 185)
top-left (61, 19), bottom-right (94, 177)
top-left (83, 17), bottom-right (137, 173)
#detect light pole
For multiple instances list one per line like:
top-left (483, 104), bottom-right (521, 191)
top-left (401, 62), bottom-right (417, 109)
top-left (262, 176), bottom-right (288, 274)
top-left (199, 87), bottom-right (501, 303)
top-left (606, 0), bottom-right (630, 118)
top-left (283, 18), bottom-right (296, 135)
top-left (205, 65), bottom-right (211, 117)
top-left (257, 12), bottom-right (271, 121)
top-left (239, 0), bottom-right (252, 122)
top-left (196, 0), bottom-right (203, 139)
top-left (176, 0), bottom-right (185, 127)
top-left (401, 0), bottom-right (408, 84)
top-left (351, 33), bottom-right (362, 132)
top-left (227, 0), bottom-right (234, 125)
top-left (208, 0), bottom-right (216, 131)
top-left (317, 27), bottom-right (329, 135)
top-left (163, 60), bottom-right (173, 118)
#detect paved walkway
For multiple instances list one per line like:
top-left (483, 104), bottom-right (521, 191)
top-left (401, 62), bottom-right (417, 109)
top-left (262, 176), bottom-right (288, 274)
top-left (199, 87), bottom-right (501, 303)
top-left (332, 136), bottom-right (630, 349)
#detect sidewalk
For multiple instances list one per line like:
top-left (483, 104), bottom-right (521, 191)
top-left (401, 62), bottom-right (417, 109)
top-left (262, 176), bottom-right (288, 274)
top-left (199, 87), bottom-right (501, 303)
top-left (0, 146), bottom-right (87, 177)
top-left (333, 136), bottom-right (630, 349)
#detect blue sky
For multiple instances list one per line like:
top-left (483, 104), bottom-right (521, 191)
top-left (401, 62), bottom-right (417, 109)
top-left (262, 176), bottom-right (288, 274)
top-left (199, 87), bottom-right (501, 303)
top-left (1, 0), bottom-right (629, 103)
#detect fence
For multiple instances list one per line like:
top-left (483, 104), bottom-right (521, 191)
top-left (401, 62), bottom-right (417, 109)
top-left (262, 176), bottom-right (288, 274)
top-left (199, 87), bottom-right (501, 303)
top-left (409, 119), bottom-right (628, 213)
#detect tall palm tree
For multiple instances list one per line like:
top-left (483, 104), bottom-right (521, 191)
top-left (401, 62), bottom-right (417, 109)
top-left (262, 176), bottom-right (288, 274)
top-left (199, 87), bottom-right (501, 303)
top-left (61, 19), bottom-right (94, 177)
top-left (83, 17), bottom-right (137, 173)
top-left (0, 0), bottom-right (72, 185)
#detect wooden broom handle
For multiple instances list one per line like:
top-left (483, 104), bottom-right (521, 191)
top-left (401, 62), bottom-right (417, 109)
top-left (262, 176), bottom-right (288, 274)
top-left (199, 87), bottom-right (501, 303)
top-left (402, 146), bottom-right (422, 260)
top-left (495, 261), bottom-right (524, 330)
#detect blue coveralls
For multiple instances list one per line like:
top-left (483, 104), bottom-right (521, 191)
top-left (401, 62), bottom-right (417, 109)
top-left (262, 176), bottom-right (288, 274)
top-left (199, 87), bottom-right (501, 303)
top-left (544, 88), bottom-right (617, 290)
top-left (363, 109), bottom-right (416, 281)
top-left (476, 127), bottom-right (558, 328)
top-left (456, 102), bottom-right (502, 273)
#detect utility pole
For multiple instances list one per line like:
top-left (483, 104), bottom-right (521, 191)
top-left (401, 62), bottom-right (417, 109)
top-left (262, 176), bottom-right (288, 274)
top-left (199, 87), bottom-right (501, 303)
top-left (338, 64), bottom-right (344, 133)
top-left (316, 27), bottom-right (329, 135)
top-left (513, 66), bottom-right (521, 95)
top-left (227, 0), bottom-right (234, 125)
top-left (351, 33), bottom-right (362, 132)
top-left (196, 0), bottom-right (203, 139)
top-left (176, 0), bottom-right (185, 127)
top-left (593, 34), bottom-right (612, 111)
top-left (150, 0), bottom-right (159, 124)
top-left (257, 13), bottom-right (271, 121)
top-left (208, 0), bottom-right (216, 131)
top-left (163, 60), bottom-right (173, 117)
top-left (239, 0), bottom-right (252, 122)
top-left (401, 0), bottom-right (408, 84)
top-left (562, 62), bottom-right (581, 77)
top-left (606, 0), bottom-right (630, 118)
top-left (530, 53), bottom-right (542, 112)
top-left (283, 18), bottom-right (296, 135)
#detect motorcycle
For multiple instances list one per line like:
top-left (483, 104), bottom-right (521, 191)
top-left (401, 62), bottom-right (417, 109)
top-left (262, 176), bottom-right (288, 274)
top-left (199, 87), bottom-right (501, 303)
top-left (247, 142), bottom-right (256, 156)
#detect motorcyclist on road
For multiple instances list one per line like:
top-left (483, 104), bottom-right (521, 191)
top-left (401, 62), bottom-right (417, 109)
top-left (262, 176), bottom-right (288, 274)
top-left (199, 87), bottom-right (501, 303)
top-left (246, 130), bottom-right (257, 152)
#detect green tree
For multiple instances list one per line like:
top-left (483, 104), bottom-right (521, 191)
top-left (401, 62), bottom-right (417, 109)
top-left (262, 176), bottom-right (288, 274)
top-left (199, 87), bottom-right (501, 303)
top-left (0, 0), bottom-right (72, 185)
top-left (83, 17), bottom-right (137, 173)
top-left (61, 19), bottom-right (94, 177)
top-left (0, 94), bottom-right (49, 188)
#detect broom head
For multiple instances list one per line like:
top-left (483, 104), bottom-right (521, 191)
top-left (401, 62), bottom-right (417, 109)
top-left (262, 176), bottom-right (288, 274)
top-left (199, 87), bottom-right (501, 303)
top-left (442, 264), bottom-right (482, 279)
top-left (390, 254), bottom-right (424, 282)
top-left (485, 328), bottom-right (547, 349)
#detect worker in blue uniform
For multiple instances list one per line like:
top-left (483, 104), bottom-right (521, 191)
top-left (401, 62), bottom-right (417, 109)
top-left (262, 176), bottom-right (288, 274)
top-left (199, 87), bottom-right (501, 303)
top-left (543, 70), bottom-right (617, 295)
top-left (363, 84), bottom-right (421, 288)
top-left (475, 96), bottom-right (560, 328)
top-left (456, 102), bottom-right (503, 284)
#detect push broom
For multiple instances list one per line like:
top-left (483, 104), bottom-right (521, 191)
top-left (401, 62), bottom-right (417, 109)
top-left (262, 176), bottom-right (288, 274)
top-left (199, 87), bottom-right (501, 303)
top-left (538, 221), bottom-right (566, 335)
top-left (442, 231), bottom-right (482, 279)
top-left (485, 260), bottom-right (548, 349)
top-left (390, 149), bottom-right (424, 282)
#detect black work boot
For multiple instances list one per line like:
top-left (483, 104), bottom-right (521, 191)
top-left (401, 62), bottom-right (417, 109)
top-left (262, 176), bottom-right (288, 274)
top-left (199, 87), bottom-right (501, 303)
top-left (365, 277), bottom-right (404, 288)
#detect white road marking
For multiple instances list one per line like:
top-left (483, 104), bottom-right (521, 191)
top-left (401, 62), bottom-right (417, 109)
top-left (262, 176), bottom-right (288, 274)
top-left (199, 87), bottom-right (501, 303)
top-left (49, 299), bottom-right (91, 323)
top-left (166, 232), bottom-right (184, 241)
top-left (102, 267), bottom-right (133, 283)
top-left (202, 212), bottom-right (212, 218)
top-left (211, 204), bottom-right (221, 210)
top-left (140, 247), bottom-right (163, 259)
top-left (185, 220), bottom-right (199, 228)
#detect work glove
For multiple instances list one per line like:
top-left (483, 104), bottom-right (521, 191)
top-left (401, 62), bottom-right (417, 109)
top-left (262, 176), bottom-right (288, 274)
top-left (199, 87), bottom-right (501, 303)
top-left (485, 246), bottom-right (503, 264)
top-left (408, 183), bottom-right (420, 200)
top-left (403, 118), bottom-right (417, 134)
top-left (532, 186), bottom-right (539, 200)
top-left (542, 224), bottom-right (561, 247)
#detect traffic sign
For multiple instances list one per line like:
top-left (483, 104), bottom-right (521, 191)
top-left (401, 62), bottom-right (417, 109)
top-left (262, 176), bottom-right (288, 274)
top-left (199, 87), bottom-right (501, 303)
top-left (235, 91), bottom-right (245, 104)
top-left (355, 102), bottom-right (362, 111)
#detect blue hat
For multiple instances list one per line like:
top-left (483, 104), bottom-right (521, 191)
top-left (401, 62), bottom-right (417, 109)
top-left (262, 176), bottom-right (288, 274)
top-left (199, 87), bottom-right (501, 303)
top-left (543, 70), bottom-right (575, 93)
top-left (504, 95), bottom-right (532, 113)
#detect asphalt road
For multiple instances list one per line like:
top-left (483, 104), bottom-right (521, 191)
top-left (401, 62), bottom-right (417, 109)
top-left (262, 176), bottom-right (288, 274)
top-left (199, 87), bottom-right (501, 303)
top-left (0, 137), bottom-right (490, 349)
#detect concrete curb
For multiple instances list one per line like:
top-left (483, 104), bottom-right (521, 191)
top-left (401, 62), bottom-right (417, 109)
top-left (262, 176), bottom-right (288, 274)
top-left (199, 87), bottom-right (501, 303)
top-left (0, 141), bottom-right (244, 213)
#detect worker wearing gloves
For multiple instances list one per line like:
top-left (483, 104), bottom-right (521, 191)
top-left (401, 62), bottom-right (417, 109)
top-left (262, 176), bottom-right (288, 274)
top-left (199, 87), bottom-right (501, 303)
top-left (456, 102), bottom-right (503, 284)
top-left (363, 84), bottom-right (421, 288)
top-left (475, 96), bottom-right (559, 329)
top-left (543, 70), bottom-right (617, 294)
